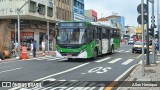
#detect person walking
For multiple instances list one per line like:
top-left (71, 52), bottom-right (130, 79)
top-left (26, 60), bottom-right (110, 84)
top-left (42, 40), bottom-right (46, 55)
top-left (33, 40), bottom-right (37, 57)
top-left (14, 42), bottom-right (18, 56)
top-left (30, 41), bottom-right (33, 56)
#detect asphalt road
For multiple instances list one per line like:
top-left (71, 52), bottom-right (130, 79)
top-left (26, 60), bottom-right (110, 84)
top-left (0, 44), bottom-right (142, 90)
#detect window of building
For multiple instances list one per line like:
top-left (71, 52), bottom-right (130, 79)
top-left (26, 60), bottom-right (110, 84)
top-left (29, 1), bottom-right (36, 12)
top-left (47, 7), bottom-right (53, 17)
top-left (74, 0), bottom-right (77, 6)
top-left (66, 0), bottom-right (69, 5)
top-left (37, 4), bottom-right (45, 15)
top-left (74, 8), bottom-right (77, 13)
top-left (80, 4), bottom-right (84, 9)
top-left (80, 11), bottom-right (83, 15)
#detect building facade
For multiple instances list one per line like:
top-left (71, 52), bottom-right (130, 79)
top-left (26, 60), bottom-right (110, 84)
top-left (98, 14), bottom-right (125, 39)
top-left (124, 26), bottom-right (136, 39)
top-left (72, 0), bottom-right (85, 21)
top-left (54, 0), bottom-right (72, 21)
top-left (85, 9), bottom-right (97, 22)
top-left (0, 0), bottom-right (72, 51)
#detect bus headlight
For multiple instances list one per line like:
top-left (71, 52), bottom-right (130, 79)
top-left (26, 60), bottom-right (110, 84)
top-left (80, 48), bottom-right (86, 53)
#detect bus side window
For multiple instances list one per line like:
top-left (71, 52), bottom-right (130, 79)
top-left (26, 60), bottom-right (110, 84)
top-left (88, 28), bottom-right (94, 41)
top-left (102, 28), bottom-right (107, 39)
top-left (98, 28), bottom-right (102, 40)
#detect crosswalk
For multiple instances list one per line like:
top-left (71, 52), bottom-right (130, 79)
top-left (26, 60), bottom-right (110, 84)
top-left (28, 56), bottom-right (66, 61)
top-left (19, 78), bottom-right (107, 90)
top-left (115, 49), bottom-right (132, 53)
top-left (28, 55), bottom-right (136, 66)
top-left (95, 57), bottom-right (136, 65)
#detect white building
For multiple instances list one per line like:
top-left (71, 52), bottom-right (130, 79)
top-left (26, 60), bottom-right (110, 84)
top-left (0, 0), bottom-right (57, 50)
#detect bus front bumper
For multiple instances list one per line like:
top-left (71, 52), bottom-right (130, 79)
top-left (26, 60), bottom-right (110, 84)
top-left (55, 50), bottom-right (87, 59)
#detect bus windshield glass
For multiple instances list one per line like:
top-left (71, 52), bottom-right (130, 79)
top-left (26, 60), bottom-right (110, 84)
top-left (57, 28), bottom-right (87, 44)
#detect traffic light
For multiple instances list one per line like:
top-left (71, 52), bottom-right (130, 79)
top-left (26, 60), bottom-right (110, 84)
top-left (137, 3), bottom-right (148, 25)
top-left (151, 16), bottom-right (155, 23)
top-left (149, 28), bottom-right (154, 36)
top-left (20, 20), bottom-right (24, 30)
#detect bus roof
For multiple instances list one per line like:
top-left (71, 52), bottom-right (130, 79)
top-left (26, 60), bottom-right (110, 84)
top-left (58, 21), bottom-right (118, 29)
top-left (91, 22), bottom-right (118, 29)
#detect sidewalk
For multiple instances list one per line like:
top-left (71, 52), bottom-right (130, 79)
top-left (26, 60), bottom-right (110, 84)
top-left (1, 51), bottom-right (56, 62)
top-left (117, 56), bottom-right (160, 90)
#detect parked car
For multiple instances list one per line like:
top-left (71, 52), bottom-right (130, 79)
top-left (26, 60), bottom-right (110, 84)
top-left (128, 39), bottom-right (135, 45)
top-left (132, 41), bottom-right (147, 53)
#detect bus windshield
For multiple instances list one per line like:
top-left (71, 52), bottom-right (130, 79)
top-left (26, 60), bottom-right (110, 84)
top-left (57, 28), bottom-right (87, 44)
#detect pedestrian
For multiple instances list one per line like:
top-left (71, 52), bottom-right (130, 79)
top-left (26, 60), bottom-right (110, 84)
top-left (41, 40), bottom-right (46, 55)
top-left (30, 41), bottom-right (33, 56)
top-left (14, 42), bottom-right (18, 55)
top-left (33, 40), bottom-right (37, 57)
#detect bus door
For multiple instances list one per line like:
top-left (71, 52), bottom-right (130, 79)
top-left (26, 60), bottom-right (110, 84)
top-left (98, 28), bottom-right (102, 55)
top-left (107, 28), bottom-right (111, 52)
top-left (102, 28), bottom-right (109, 54)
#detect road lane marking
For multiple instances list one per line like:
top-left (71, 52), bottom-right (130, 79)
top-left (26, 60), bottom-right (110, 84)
top-left (105, 64), bottom-right (137, 90)
top-left (108, 58), bottom-right (122, 64)
top-left (122, 59), bottom-right (134, 65)
top-left (58, 58), bottom-right (68, 61)
top-left (125, 51), bottom-right (130, 52)
top-left (46, 58), bottom-right (64, 61)
top-left (58, 80), bottom-right (66, 81)
top-left (95, 57), bottom-right (111, 63)
top-left (34, 63), bottom-right (89, 81)
top-left (136, 54), bottom-right (142, 59)
top-left (0, 67), bottom-right (22, 74)
top-left (9, 62), bottom-right (90, 90)
top-left (138, 60), bottom-right (142, 64)
top-left (10, 63), bottom-right (90, 90)
top-left (117, 50), bottom-right (124, 52)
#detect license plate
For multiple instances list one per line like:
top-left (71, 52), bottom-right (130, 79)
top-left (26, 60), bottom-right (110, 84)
top-left (67, 54), bottom-right (72, 58)
top-left (137, 49), bottom-right (141, 50)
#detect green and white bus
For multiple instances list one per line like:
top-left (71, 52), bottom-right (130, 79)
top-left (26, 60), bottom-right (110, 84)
top-left (55, 22), bottom-right (120, 59)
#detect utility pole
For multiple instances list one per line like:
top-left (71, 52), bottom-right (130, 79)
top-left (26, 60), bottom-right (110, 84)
top-left (142, 0), bottom-right (145, 76)
top-left (146, 0), bottom-right (150, 65)
top-left (158, 0), bottom-right (160, 55)
top-left (15, 23), bottom-right (17, 56)
top-left (17, 0), bottom-right (30, 59)
top-left (47, 21), bottom-right (50, 53)
top-left (151, 0), bottom-right (155, 63)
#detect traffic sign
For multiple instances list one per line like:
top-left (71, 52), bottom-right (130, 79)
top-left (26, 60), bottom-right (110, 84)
top-left (137, 15), bottom-right (148, 24)
top-left (137, 4), bottom-right (148, 14)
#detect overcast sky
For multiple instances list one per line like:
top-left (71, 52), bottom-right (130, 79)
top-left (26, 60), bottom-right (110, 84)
top-left (84, 0), bottom-right (158, 27)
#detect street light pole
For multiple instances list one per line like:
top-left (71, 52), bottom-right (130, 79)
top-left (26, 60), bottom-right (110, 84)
top-left (17, 11), bottom-right (20, 58)
top-left (47, 21), bottom-right (50, 53)
top-left (17, 0), bottom-right (30, 59)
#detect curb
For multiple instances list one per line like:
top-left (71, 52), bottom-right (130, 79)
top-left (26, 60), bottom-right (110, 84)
top-left (1, 52), bottom-right (56, 63)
